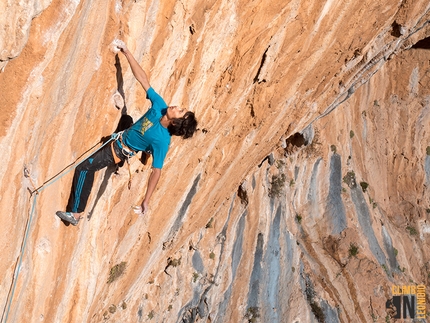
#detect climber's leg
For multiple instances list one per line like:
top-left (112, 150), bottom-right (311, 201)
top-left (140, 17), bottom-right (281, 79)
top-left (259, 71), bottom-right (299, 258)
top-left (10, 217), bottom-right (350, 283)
top-left (66, 144), bottom-right (116, 215)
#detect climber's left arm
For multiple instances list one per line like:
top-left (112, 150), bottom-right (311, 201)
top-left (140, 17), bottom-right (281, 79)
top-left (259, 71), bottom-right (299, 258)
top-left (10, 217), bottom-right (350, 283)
top-left (141, 167), bottom-right (161, 214)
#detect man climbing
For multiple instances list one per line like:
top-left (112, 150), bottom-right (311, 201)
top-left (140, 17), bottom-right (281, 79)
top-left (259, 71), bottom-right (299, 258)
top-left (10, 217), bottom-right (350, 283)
top-left (56, 41), bottom-right (198, 226)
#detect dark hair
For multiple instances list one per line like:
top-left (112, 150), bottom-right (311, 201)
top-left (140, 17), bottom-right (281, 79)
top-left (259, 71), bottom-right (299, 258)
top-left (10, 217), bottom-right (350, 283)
top-left (168, 111), bottom-right (198, 139)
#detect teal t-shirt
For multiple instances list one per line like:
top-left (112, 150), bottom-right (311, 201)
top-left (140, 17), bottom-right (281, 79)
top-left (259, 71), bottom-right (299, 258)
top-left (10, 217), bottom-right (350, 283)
top-left (122, 87), bottom-right (171, 169)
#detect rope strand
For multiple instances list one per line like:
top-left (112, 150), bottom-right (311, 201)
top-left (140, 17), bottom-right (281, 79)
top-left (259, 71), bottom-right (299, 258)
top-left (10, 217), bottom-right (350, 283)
top-left (2, 135), bottom-right (116, 323)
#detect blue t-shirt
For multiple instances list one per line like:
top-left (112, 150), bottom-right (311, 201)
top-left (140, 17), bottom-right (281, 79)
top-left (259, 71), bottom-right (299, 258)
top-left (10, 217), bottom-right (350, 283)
top-left (122, 87), bottom-right (171, 169)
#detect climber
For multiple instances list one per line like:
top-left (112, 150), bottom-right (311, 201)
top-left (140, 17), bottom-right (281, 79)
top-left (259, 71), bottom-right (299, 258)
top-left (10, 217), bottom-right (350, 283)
top-left (56, 41), bottom-right (198, 226)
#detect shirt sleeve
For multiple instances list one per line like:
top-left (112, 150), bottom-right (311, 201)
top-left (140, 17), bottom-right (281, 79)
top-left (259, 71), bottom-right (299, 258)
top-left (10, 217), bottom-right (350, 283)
top-left (151, 146), bottom-right (168, 169)
top-left (146, 87), bottom-right (168, 113)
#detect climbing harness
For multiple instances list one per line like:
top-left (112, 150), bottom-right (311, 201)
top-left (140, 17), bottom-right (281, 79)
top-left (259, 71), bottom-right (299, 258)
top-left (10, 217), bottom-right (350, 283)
top-left (112, 131), bottom-right (135, 189)
top-left (114, 131), bottom-right (136, 158)
top-left (2, 134), bottom-right (117, 323)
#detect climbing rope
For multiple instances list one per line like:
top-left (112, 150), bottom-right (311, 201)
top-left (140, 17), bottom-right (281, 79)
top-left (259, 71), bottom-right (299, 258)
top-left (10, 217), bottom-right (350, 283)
top-left (2, 194), bottom-right (38, 323)
top-left (31, 135), bottom-right (117, 194)
top-left (1, 135), bottom-right (116, 323)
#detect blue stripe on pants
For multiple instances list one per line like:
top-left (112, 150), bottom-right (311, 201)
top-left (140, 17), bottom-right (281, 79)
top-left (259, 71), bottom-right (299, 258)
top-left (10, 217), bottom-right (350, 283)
top-left (72, 170), bottom-right (87, 213)
top-left (66, 142), bottom-right (120, 214)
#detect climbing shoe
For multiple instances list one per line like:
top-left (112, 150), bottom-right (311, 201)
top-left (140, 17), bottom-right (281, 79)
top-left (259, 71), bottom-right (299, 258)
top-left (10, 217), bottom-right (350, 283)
top-left (56, 211), bottom-right (79, 226)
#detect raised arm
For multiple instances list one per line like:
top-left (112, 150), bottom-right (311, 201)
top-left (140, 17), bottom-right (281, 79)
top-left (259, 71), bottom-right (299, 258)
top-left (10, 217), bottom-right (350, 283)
top-left (116, 41), bottom-right (151, 92)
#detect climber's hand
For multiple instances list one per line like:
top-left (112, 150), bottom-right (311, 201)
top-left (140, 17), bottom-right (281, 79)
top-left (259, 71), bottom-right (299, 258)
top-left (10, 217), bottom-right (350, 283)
top-left (114, 39), bottom-right (128, 52)
top-left (141, 200), bottom-right (149, 216)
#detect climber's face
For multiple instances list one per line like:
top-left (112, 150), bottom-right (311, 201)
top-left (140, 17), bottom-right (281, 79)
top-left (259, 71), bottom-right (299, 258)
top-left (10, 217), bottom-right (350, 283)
top-left (167, 105), bottom-right (187, 119)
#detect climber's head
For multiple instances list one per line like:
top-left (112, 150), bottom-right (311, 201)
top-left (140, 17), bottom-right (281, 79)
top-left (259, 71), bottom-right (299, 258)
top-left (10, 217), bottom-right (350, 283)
top-left (166, 105), bottom-right (187, 119)
top-left (167, 110), bottom-right (198, 139)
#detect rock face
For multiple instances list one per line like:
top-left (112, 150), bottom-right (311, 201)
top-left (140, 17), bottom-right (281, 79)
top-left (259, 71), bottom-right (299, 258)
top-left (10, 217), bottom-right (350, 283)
top-left (0, 0), bottom-right (52, 71)
top-left (1, 0), bottom-right (430, 322)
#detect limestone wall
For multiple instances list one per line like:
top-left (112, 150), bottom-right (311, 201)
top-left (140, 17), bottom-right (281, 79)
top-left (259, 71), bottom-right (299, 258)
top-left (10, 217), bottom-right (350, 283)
top-left (1, 0), bottom-right (429, 322)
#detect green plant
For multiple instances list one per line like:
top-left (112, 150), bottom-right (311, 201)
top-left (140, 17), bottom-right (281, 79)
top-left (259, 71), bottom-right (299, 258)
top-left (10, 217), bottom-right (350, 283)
top-left (148, 310), bottom-right (154, 320)
top-left (382, 264), bottom-right (390, 276)
top-left (276, 159), bottom-right (286, 169)
top-left (343, 171), bottom-right (356, 188)
top-left (209, 252), bottom-right (215, 260)
top-left (426, 146), bottom-right (430, 156)
top-left (290, 179), bottom-right (295, 186)
top-left (406, 226), bottom-right (418, 236)
top-left (169, 258), bottom-right (181, 267)
top-left (350, 130), bottom-right (355, 138)
top-left (164, 257), bottom-right (182, 276)
top-left (330, 145), bottom-right (337, 153)
top-left (296, 214), bottom-right (302, 224)
top-left (109, 304), bottom-right (117, 314)
top-left (269, 173), bottom-right (286, 198)
top-left (168, 305), bottom-right (172, 311)
top-left (245, 307), bottom-right (260, 323)
top-left (193, 272), bottom-right (199, 283)
top-left (393, 248), bottom-right (398, 257)
top-left (107, 262), bottom-right (127, 284)
top-left (360, 181), bottom-right (369, 193)
top-left (348, 243), bottom-right (359, 257)
top-left (368, 197), bottom-right (377, 208)
top-left (304, 130), bottom-right (323, 157)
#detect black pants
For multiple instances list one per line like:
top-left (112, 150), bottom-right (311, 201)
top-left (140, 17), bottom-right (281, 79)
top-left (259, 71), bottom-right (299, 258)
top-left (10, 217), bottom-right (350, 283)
top-left (67, 141), bottom-right (126, 213)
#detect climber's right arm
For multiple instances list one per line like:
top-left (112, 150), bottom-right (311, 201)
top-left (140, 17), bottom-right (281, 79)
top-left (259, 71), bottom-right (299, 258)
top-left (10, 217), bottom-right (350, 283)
top-left (118, 43), bottom-right (151, 92)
